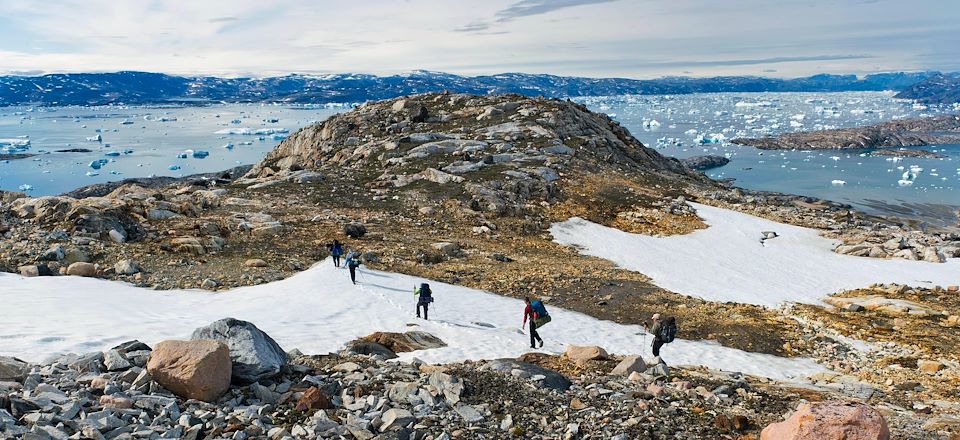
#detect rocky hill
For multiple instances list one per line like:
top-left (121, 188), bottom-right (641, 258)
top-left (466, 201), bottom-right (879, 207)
top-left (732, 114), bottom-right (960, 150)
top-left (0, 70), bottom-right (940, 106)
top-left (894, 73), bottom-right (960, 104)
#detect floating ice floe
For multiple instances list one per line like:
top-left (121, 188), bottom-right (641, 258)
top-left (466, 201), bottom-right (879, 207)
top-left (104, 151), bottom-right (120, 157)
top-left (214, 127), bottom-right (289, 136)
top-left (17, 184), bottom-right (33, 191)
top-left (192, 150), bottom-right (209, 159)
top-left (86, 134), bottom-right (102, 142)
top-left (85, 171), bottom-right (99, 177)
top-left (119, 119), bottom-right (133, 125)
top-left (831, 180), bottom-right (846, 186)
top-left (168, 165), bottom-right (180, 171)
top-left (88, 159), bottom-right (109, 170)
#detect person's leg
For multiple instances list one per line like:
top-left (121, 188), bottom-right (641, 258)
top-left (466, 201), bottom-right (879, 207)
top-left (529, 323), bottom-right (539, 348)
top-left (349, 266), bottom-right (356, 284)
top-left (423, 303), bottom-right (429, 320)
top-left (334, 256), bottom-right (340, 267)
top-left (416, 303), bottom-right (421, 318)
top-left (652, 339), bottom-right (663, 357)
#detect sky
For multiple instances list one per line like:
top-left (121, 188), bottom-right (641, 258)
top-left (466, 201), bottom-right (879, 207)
top-left (0, 0), bottom-right (958, 79)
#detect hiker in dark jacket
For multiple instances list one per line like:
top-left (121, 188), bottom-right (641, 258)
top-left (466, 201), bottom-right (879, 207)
top-left (330, 240), bottom-right (344, 268)
top-left (345, 251), bottom-right (361, 284)
top-left (414, 283), bottom-right (433, 320)
top-left (644, 313), bottom-right (664, 357)
top-left (522, 297), bottom-right (545, 349)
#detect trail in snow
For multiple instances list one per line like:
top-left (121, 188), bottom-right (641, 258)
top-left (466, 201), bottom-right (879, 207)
top-left (550, 203), bottom-right (960, 307)
top-left (0, 260), bottom-right (824, 381)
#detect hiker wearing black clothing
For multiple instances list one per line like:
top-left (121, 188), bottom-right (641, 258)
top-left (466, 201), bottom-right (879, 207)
top-left (644, 313), bottom-right (677, 358)
top-left (330, 240), bottom-right (344, 268)
top-left (522, 297), bottom-right (550, 349)
top-left (414, 283), bottom-right (434, 320)
top-left (345, 251), bottom-right (361, 284)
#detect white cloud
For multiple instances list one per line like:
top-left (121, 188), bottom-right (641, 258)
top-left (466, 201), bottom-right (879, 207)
top-left (0, 0), bottom-right (957, 77)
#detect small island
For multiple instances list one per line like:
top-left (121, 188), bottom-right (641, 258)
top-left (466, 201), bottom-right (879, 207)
top-left (732, 114), bottom-right (960, 150)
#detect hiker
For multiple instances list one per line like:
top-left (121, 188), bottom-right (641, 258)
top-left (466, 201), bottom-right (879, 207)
top-left (522, 297), bottom-right (551, 349)
top-left (330, 239), bottom-right (344, 268)
top-left (643, 313), bottom-right (677, 358)
top-left (414, 282), bottom-right (434, 320)
top-left (345, 250), bottom-right (361, 284)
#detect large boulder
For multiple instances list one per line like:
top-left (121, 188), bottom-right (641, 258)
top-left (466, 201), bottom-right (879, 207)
top-left (0, 356), bottom-right (29, 382)
top-left (565, 345), bottom-right (609, 363)
top-left (611, 355), bottom-right (647, 376)
top-left (359, 331), bottom-right (447, 353)
top-left (66, 262), bottom-right (97, 277)
top-left (190, 318), bottom-right (287, 384)
top-left (146, 340), bottom-right (231, 402)
top-left (760, 401), bottom-right (890, 440)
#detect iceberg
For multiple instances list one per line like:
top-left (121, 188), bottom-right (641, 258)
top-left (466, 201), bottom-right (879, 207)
top-left (168, 164), bottom-right (181, 171)
top-left (831, 180), bottom-right (846, 186)
top-left (88, 159), bottom-right (109, 170)
top-left (86, 134), bottom-right (102, 142)
top-left (191, 150), bottom-right (209, 159)
top-left (104, 151), bottom-right (121, 157)
top-left (17, 184), bottom-right (33, 191)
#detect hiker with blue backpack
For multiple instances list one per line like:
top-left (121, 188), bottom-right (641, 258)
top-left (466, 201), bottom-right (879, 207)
top-left (522, 297), bottom-right (551, 349)
top-left (329, 240), bottom-right (344, 268)
top-left (643, 313), bottom-right (677, 358)
top-left (414, 283), bottom-right (434, 320)
top-left (344, 250), bottom-right (361, 284)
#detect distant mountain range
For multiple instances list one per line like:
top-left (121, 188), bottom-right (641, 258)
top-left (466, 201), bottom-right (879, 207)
top-left (0, 70), bottom-right (946, 106)
top-left (894, 73), bottom-right (960, 104)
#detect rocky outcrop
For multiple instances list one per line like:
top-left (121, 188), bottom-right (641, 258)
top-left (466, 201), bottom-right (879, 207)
top-left (190, 318), bottom-right (287, 384)
top-left (242, 93), bottom-right (694, 219)
top-left (732, 114), bottom-right (960, 150)
top-left (760, 401), bottom-right (890, 440)
top-left (146, 339), bottom-right (232, 402)
top-left (681, 155), bottom-right (730, 170)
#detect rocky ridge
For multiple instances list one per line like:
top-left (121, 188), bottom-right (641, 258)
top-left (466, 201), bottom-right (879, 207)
top-left (731, 114), bottom-right (960, 150)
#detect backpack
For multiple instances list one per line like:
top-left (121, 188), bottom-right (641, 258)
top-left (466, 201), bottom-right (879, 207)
top-left (530, 300), bottom-right (548, 318)
top-left (658, 316), bottom-right (677, 343)
top-left (347, 256), bottom-right (361, 268)
top-left (418, 283), bottom-right (434, 303)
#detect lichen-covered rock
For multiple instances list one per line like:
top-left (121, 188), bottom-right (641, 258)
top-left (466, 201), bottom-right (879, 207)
top-left (760, 401), bottom-right (890, 440)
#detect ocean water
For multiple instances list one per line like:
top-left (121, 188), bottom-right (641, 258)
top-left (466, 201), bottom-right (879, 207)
top-left (576, 92), bottom-right (960, 224)
top-left (0, 104), bottom-right (342, 194)
top-left (1, 92), bottom-right (957, 224)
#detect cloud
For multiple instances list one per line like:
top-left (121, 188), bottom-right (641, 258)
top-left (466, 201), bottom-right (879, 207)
top-left (457, 0), bottom-right (618, 33)
top-left (208, 16), bottom-right (240, 23)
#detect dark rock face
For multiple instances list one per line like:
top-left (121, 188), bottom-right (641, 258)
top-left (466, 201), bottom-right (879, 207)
top-left (732, 114), bottom-right (960, 150)
top-left (682, 155), bottom-right (731, 171)
top-left (191, 318), bottom-right (287, 384)
top-left (894, 73), bottom-right (960, 104)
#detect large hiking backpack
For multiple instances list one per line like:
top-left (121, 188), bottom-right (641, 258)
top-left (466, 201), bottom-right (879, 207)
top-left (530, 300), bottom-right (551, 327)
top-left (418, 283), bottom-right (434, 303)
top-left (658, 316), bottom-right (678, 343)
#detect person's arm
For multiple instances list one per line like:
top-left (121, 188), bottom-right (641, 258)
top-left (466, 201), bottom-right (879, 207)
top-left (522, 305), bottom-right (531, 327)
top-left (650, 321), bottom-right (661, 336)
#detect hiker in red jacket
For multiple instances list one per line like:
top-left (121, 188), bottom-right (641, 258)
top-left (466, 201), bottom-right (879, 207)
top-left (522, 297), bottom-right (549, 349)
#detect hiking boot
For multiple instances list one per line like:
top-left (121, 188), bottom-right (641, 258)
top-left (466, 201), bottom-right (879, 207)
top-left (538, 340), bottom-right (544, 348)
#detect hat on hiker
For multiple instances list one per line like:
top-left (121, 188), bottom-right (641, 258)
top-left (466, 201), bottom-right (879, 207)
top-left (652, 313), bottom-right (661, 320)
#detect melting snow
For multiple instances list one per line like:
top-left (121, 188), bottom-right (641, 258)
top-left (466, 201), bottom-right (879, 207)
top-left (550, 203), bottom-right (959, 307)
top-left (0, 262), bottom-right (824, 381)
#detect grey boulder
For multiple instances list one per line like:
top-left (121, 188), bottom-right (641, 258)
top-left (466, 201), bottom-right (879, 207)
top-left (191, 318), bottom-right (287, 384)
